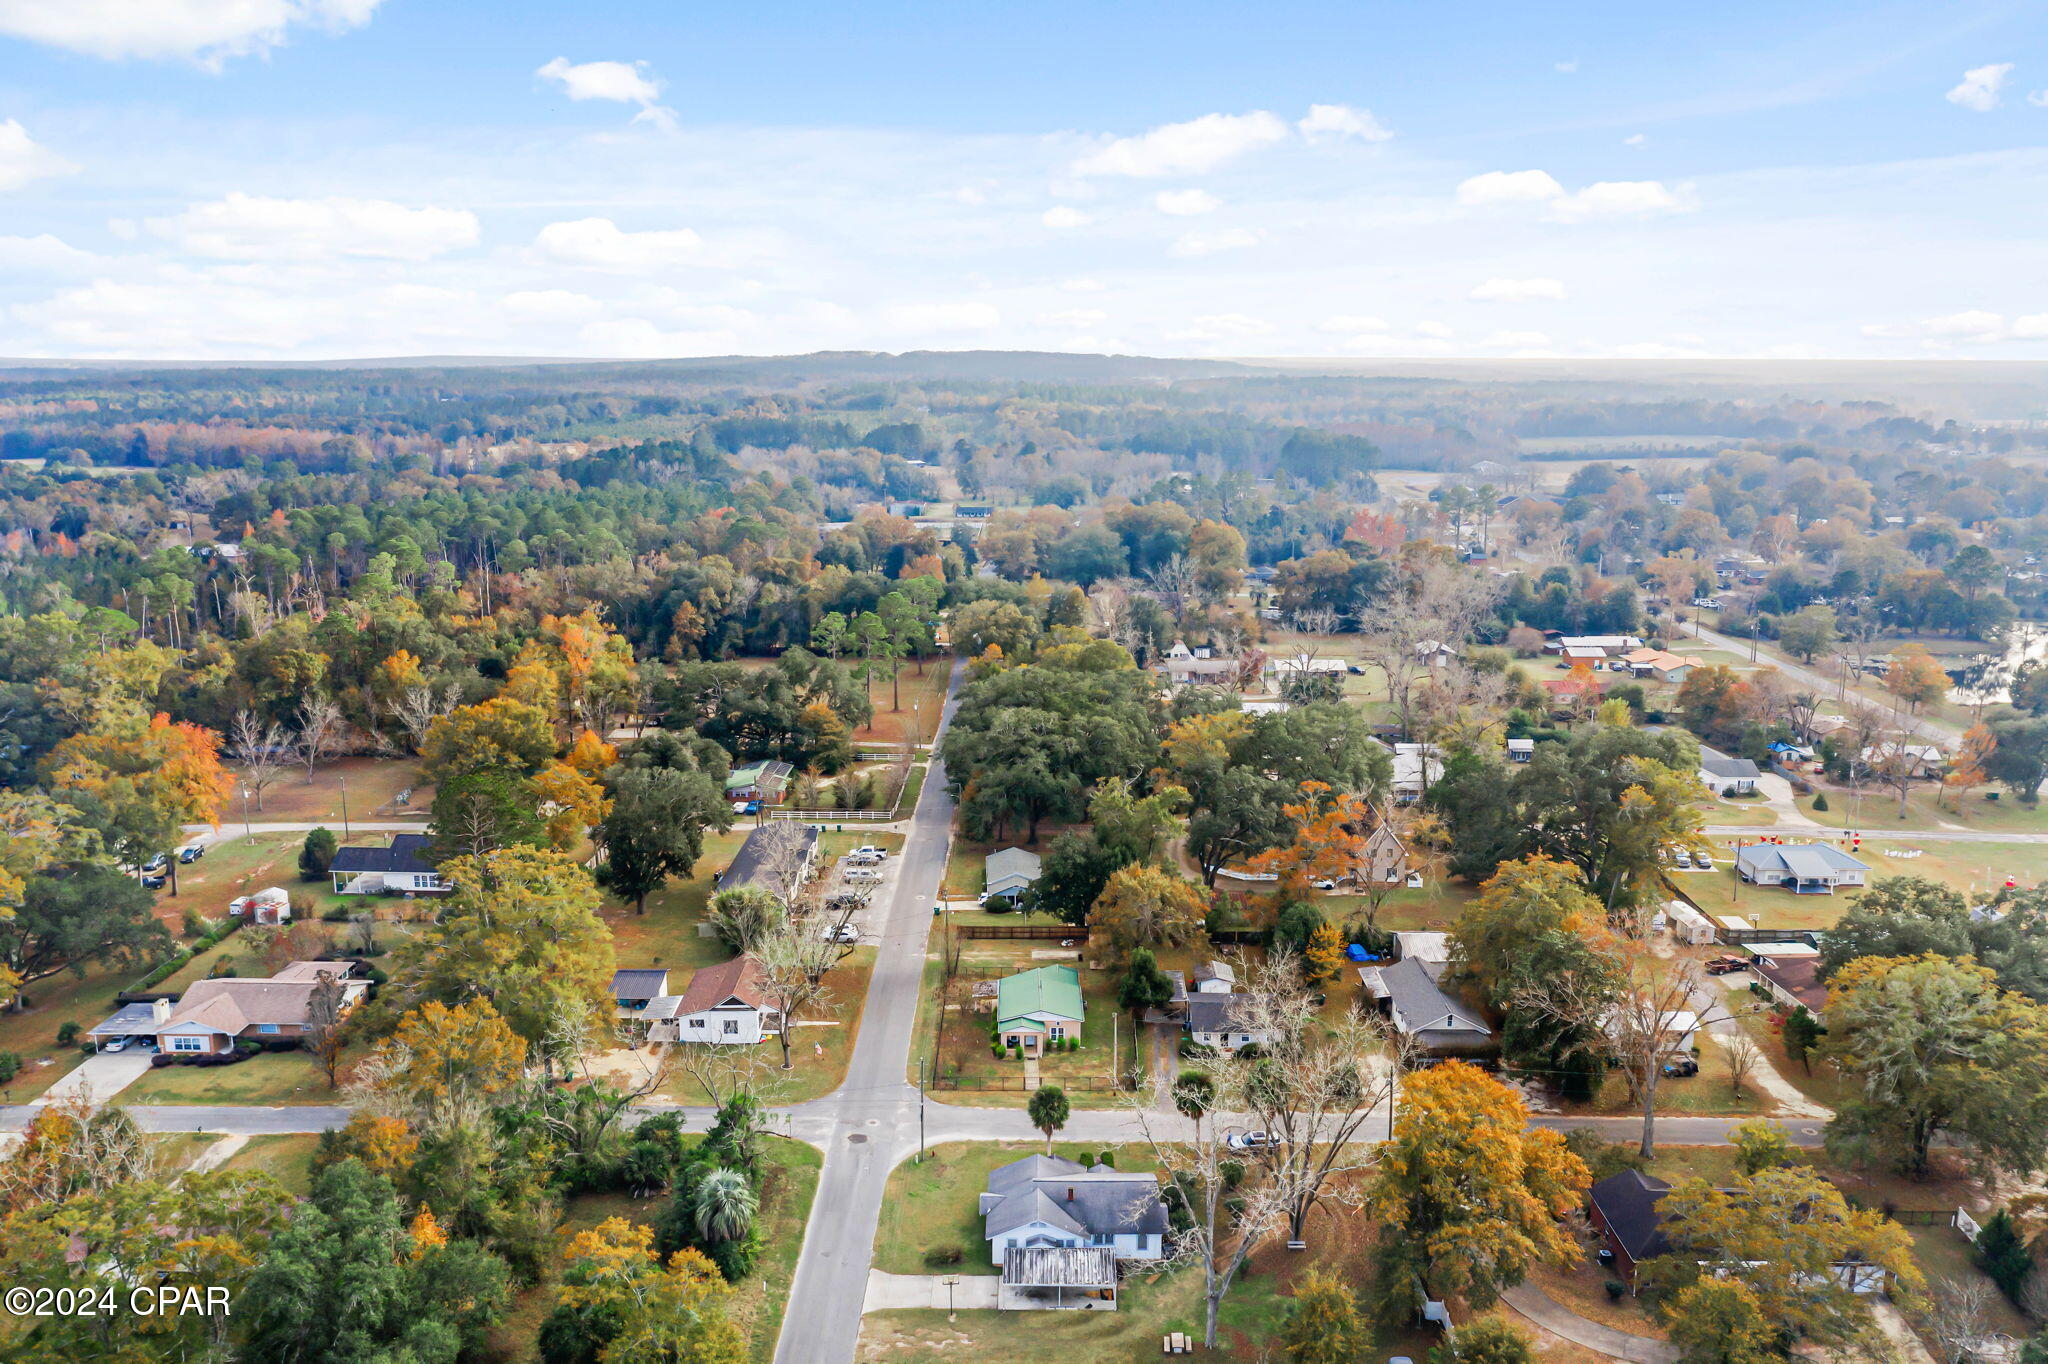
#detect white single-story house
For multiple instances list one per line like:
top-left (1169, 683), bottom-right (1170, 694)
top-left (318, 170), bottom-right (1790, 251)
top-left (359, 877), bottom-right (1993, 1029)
top-left (1548, 634), bottom-right (1643, 658)
top-left (1159, 656), bottom-right (1241, 687)
top-left (1605, 1004), bottom-right (1701, 1059)
top-left (328, 834), bottom-right (448, 896)
top-left (995, 965), bottom-right (1084, 1054)
top-left (672, 956), bottom-right (779, 1045)
top-left (980, 1154), bottom-right (1168, 1265)
top-left (984, 846), bottom-right (1043, 902)
top-left (1266, 655), bottom-right (1349, 680)
top-left (1699, 746), bottom-right (1762, 795)
top-left (1185, 993), bottom-right (1273, 1053)
top-left (1735, 843), bottom-right (1869, 894)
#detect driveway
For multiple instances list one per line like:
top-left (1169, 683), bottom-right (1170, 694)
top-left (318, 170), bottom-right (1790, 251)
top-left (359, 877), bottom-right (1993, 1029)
top-left (863, 1270), bottom-right (999, 1313)
top-left (35, 1052), bottom-right (153, 1107)
top-left (1501, 1284), bottom-right (1680, 1364)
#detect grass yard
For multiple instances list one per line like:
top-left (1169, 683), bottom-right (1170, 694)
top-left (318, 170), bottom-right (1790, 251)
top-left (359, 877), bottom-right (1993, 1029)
top-left (149, 1132), bottom-right (226, 1173)
top-left (851, 659), bottom-right (953, 748)
top-left (223, 755), bottom-right (426, 824)
top-left (657, 949), bottom-right (876, 1108)
top-left (873, 1141), bottom-right (1160, 1276)
top-left (1801, 785), bottom-right (2048, 837)
top-left (1730, 1003), bottom-right (1856, 1112)
top-left (1681, 836), bottom-right (2048, 931)
top-left (215, 1134), bottom-right (323, 1196)
top-left (928, 941), bottom-right (1129, 1108)
top-left (121, 1050), bottom-right (342, 1106)
top-left (1571, 1031), bottom-right (1766, 1118)
top-left (861, 1150), bottom-right (1435, 1364)
top-left (1319, 880), bottom-right (1477, 932)
top-left (487, 1134), bottom-right (821, 1364)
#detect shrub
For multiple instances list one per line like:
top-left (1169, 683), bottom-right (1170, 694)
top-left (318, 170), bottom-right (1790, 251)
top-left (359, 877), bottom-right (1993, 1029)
top-left (180, 906), bottom-right (210, 937)
top-left (321, 905), bottom-right (351, 923)
top-left (1811, 792), bottom-right (1830, 812)
top-left (922, 1245), bottom-right (964, 1268)
top-left (1097, 1150), bottom-right (1115, 1168)
top-left (991, 1044), bottom-right (1005, 1059)
top-left (0, 1053), bottom-right (18, 1086)
top-left (299, 827), bottom-right (338, 881)
top-left (150, 1054), bottom-right (175, 1068)
top-left (705, 1226), bottom-right (762, 1282)
top-left (55, 1021), bottom-right (78, 1046)
top-left (1604, 1281), bottom-right (1626, 1301)
top-left (1008, 1044), bottom-right (1022, 1060)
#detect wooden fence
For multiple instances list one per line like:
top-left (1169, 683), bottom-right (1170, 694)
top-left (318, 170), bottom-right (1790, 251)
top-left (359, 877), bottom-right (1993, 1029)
top-left (931, 1074), bottom-right (1132, 1092)
top-left (956, 923), bottom-right (1075, 941)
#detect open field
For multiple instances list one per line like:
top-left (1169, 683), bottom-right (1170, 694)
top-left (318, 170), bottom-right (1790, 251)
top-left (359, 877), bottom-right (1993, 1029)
top-left (1799, 784), bottom-right (2048, 837)
top-left (850, 657), bottom-right (952, 747)
top-left (222, 756), bottom-right (426, 825)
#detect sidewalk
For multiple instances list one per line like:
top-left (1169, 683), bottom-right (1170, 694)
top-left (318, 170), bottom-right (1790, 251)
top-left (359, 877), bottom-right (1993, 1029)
top-left (1501, 1285), bottom-right (1681, 1364)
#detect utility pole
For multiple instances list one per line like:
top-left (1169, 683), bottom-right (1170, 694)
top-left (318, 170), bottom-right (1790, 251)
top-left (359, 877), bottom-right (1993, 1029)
top-left (917, 1056), bottom-right (926, 1163)
top-left (340, 774), bottom-right (350, 839)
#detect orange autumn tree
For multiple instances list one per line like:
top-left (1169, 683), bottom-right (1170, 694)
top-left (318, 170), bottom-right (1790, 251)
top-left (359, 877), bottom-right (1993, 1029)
top-left (552, 1220), bottom-right (746, 1364)
top-left (1943, 724), bottom-right (1996, 811)
top-left (1366, 1060), bottom-right (1590, 1320)
top-left (43, 713), bottom-right (233, 862)
top-left (1249, 781), bottom-right (1371, 902)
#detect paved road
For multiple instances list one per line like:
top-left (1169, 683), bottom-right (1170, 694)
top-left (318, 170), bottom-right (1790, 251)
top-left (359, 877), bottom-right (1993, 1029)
top-left (1687, 620), bottom-right (1961, 745)
top-left (184, 820), bottom-right (430, 845)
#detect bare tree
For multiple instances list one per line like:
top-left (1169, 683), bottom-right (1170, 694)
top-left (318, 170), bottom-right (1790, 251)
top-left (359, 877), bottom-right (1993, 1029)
top-left (305, 970), bottom-right (348, 1088)
top-left (1924, 1276), bottom-right (2005, 1364)
top-left (1603, 949), bottom-right (1724, 1158)
top-left (1353, 564), bottom-right (1500, 742)
top-left (295, 694), bottom-right (345, 783)
top-left (1127, 955), bottom-right (1398, 1348)
top-left (752, 899), bottom-right (858, 1073)
top-left (1722, 1031), bottom-right (1762, 1097)
top-left (0, 1095), bottom-right (157, 1210)
top-left (229, 709), bottom-right (294, 814)
top-left (1146, 554), bottom-right (1208, 628)
top-left (392, 682), bottom-right (456, 755)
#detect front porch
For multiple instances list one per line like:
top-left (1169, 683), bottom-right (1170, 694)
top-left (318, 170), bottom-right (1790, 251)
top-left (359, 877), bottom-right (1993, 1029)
top-left (998, 1246), bottom-right (1119, 1311)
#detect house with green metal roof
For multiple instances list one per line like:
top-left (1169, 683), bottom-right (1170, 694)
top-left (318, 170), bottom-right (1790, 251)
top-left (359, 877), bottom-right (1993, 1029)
top-left (994, 964), bottom-right (1085, 1055)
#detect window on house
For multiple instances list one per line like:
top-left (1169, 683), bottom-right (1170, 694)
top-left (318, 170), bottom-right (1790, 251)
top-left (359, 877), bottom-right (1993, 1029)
top-left (171, 1037), bottom-right (205, 1053)
top-left (689, 1018), bottom-right (706, 1028)
top-left (258, 1023), bottom-right (280, 1034)
top-left (1090, 1234), bottom-right (1113, 1246)
top-left (722, 1019), bottom-right (739, 1034)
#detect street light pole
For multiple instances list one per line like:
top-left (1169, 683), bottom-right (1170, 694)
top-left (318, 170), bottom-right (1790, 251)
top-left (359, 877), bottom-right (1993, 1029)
top-left (340, 774), bottom-right (350, 839)
top-left (918, 1056), bottom-right (926, 1163)
top-left (241, 787), bottom-right (252, 838)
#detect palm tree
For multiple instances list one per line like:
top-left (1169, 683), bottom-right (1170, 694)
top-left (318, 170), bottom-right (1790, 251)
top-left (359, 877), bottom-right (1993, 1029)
top-left (693, 1168), bottom-right (758, 1244)
top-left (1027, 1084), bottom-right (1070, 1156)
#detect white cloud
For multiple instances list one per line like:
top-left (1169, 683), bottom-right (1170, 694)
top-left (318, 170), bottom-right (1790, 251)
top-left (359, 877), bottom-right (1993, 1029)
top-left (1861, 309), bottom-right (2048, 344)
top-left (1037, 308), bottom-right (1107, 327)
top-left (1165, 313), bottom-right (1274, 341)
top-left (1338, 331), bottom-right (1455, 356)
top-left (1297, 104), bottom-right (1391, 143)
top-left (1483, 329), bottom-right (1552, 348)
top-left (1319, 314), bottom-right (1390, 333)
top-left (0, 233), bottom-right (100, 274)
top-left (1168, 227), bottom-right (1258, 258)
top-left (577, 316), bottom-right (745, 357)
top-left (500, 289), bottom-right (605, 324)
top-left (531, 217), bottom-right (706, 271)
top-left (1470, 276), bottom-right (1567, 302)
top-left (1414, 320), bottom-right (1454, 339)
top-left (1041, 205), bottom-right (1091, 228)
top-left (1947, 63), bottom-right (2014, 112)
top-left (0, 119), bottom-right (77, 192)
top-left (1555, 58), bottom-right (1579, 74)
top-left (1073, 110), bottom-right (1288, 177)
top-left (1456, 169), bottom-right (1566, 206)
top-left (1153, 188), bottom-right (1219, 216)
top-left (1624, 134), bottom-right (1647, 147)
top-left (536, 57), bottom-right (676, 129)
top-left (1546, 180), bottom-right (1694, 221)
top-left (147, 193), bottom-right (478, 260)
top-left (2031, 90), bottom-right (2048, 107)
top-left (880, 301), bottom-right (1000, 333)
top-left (0, 0), bottom-right (384, 67)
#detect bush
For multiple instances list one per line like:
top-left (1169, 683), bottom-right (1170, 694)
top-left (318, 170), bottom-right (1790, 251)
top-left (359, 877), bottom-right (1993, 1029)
top-left (705, 1226), bottom-right (762, 1282)
top-left (299, 827), bottom-right (338, 881)
top-left (0, 1052), bottom-right (18, 1086)
top-left (180, 906), bottom-right (210, 937)
top-left (1008, 1044), bottom-right (1022, 1060)
top-left (1811, 792), bottom-right (1830, 812)
top-left (991, 1044), bottom-right (1005, 1059)
top-left (1604, 1281), bottom-right (1626, 1301)
top-left (922, 1245), bottom-right (964, 1268)
top-left (55, 1021), bottom-right (78, 1047)
top-left (321, 905), bottom-right (351, 923)
top-left (1096, 1150), bottom-right (1115, 1168)
top-left (150, 1054), bottom-right (175, 1068)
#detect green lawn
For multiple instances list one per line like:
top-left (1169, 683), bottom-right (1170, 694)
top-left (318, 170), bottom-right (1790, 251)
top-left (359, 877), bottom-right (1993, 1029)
top-left (1801, 785), bottom-right (2048, 837)
top-left (222, 755), bottom-right (424, 825)
top-left (1681, 836), bottom-right (2048, 932)
top-left (121, 1050), bottom-right (342, 1106)
top-left (216, 1134), bottom-right (324, 1196)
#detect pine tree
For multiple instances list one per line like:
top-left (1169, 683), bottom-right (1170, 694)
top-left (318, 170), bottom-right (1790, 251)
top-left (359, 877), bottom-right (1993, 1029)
top-left (1975, 1209), bottom-right (2033, 1303)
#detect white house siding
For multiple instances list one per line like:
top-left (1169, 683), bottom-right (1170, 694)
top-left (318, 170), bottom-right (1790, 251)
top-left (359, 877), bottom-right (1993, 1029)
top-left (674, 1006), bottom-right (769, 1045)
top-left (989, 1225), bottom-right (1163, 1265)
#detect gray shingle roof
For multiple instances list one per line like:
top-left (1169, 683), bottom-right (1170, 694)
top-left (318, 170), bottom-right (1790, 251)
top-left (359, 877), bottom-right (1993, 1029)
top-left (981, 1154), bottom-right (1168, 1242)
top-left (1358, 957), bottom-right (1490, 1041)
top-left (1699, 746), bottom-right (1762, 780)
top-left (328, 833), bottom-right (437, 876)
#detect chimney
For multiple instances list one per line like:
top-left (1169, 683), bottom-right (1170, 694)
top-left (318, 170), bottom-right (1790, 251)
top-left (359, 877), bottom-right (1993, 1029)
top-left (1066, 1187), bottom-right (1075, 1202)
top-left (151, 997), bottom-right (171, 1025)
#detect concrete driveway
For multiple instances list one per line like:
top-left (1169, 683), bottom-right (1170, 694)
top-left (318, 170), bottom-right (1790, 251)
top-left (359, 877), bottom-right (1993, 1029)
top-left (864, 1270), bottom-right (999, 1313)
top-left (36, 1052), bottom-right (154, 1106)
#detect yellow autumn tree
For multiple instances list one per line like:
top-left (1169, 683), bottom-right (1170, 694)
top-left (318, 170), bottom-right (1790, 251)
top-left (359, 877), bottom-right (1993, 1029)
top-left (368, 998), bottom-right (526, 1121)
top-left (533, 761), bottom-right (611, 850)
top-left (553, 1220), bottom-right (746, 1364)
top-left (406, 1208), bottom-right (447, 1260)
top-left (1092, 864), bottom-right (1209, 957)
top-left (1366, 1060), bottom-right (1589, 1319)
top-left (1305, 921), bottom-right (1345, 985)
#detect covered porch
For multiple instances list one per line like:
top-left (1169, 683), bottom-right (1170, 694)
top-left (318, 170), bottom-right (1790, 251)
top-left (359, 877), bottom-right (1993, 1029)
top-left (998, 1246), bottom-right (1119, 1311)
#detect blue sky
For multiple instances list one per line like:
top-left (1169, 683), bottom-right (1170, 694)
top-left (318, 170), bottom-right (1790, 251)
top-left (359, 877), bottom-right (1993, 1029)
top-left (0, 0), bottom-right (2043, 360)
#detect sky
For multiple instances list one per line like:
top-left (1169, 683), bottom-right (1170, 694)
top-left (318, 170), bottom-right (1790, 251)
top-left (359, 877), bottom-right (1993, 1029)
top-left (0, 0), bottom-right (2044, 362)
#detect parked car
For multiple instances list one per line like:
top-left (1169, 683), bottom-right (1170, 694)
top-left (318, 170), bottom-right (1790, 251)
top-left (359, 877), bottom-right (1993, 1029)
top-left (1661, 1057), bottom-right (1700, 1078)
top-left (820, 923), bottom-right (859, 943)
top-left (1695, 851), bottom-right (1716, 871)
top-left (1224, 1130), bottom-right (1285, 1152)
top-left (141, 852), bottom-right (169, 873)
top-left (1671, 847), bottom-right (1693, 868)
top-left (141, 873), bottom-right (168, 890)
top-left (101, 1038), bottom-right (128, 1053)
top-left (843, 867), bottom-right (883, 883)
top-left (176, 843), bottom-right (205, 864)
top-left (850, 845), bottom-right (889, 860)
top-left (1704, 956), bottom-right (1749, 975)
